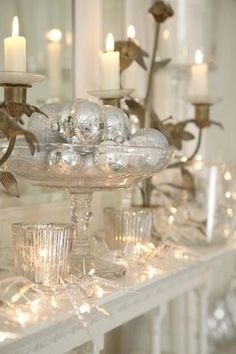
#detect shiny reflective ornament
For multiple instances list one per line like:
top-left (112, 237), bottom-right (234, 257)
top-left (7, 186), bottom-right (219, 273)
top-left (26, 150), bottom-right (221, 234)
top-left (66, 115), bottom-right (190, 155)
top-left (58, 99), bottom-right (105, 144)
top-left (47, 148), bottom-right (83, 177)
top-left (102, 106), bottom-right (131, 143)
top-left (94, 141), bottom-right (129, 173)
top-left (130, 128), bottom-right (169, 167)
top-left (130, 128), bottom-right (168, 147)
top-left (28, 103), bottom-right (65, 143)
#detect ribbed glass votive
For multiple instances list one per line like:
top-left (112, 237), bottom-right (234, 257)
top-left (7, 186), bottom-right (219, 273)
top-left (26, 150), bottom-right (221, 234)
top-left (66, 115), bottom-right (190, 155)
top-left (104, 208), bottom-right (152, 252)
top-left (12, 223), bottom-right (74, 286)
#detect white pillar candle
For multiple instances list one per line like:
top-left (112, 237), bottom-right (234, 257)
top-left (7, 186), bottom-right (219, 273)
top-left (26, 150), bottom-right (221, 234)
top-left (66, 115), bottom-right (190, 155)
top-left (47, 28), bottom-right (62, 98)
top-left (99, 33), bottom-right (120, 90)
top-left (4, 16), bottom-right (26, 72)
top-left (191, 50), bottom-right (208, 96)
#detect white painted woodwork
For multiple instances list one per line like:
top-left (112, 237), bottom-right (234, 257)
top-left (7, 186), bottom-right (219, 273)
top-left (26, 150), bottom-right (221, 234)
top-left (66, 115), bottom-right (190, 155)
top-left (0, 244), bottom-right (234, 354)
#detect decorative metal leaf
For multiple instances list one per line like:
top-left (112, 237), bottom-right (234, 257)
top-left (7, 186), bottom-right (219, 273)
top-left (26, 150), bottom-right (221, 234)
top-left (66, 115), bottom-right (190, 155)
top-left (23, 104), bottom-right (48, 118)
top-left (163, 121), bottom-right (195, 150)
top-left (150, 109), bottom-right (170, 134)
top-left (115, 40), bottom-right (148, 71)
top-left (209, 120), bottom-right (224, 129)
top-left (154, 58), bottom-right (171, 71)
top-left (149, 1), bottom-right (174, 23)
top-left (181, 168), bottom-right (195, 193)
top-left (0, 109), bottom-right (38, 155)
top-left (0, 102), bottom-right (47, 119)
top-left (125, 97), bottom-right (146, 126)
top-left (0, 171), bottom-right (19, 197)
top-left (181, 131), bottom-right (195, 140)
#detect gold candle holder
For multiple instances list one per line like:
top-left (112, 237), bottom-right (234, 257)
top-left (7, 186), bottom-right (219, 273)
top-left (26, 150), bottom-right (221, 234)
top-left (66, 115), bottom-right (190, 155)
top-left (0, 71), bottom-right (45, 165)
top-left (189, 95), bottom-right (222, 129)
top-left (88, 88), bottom-right (134, 107)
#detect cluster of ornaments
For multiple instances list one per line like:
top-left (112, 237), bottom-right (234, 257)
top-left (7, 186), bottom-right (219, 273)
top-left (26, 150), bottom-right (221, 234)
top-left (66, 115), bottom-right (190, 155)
top-left (28, 99), bottom-right (169, 177)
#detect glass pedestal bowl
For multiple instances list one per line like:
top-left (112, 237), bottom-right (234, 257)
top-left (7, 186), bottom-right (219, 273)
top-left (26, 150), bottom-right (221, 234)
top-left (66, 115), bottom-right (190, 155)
top-left (8, 142), bottom-right (174, 278)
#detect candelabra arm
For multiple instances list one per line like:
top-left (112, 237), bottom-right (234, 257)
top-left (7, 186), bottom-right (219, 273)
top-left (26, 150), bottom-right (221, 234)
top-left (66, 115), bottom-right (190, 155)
top-left (168, 128), bottom-right (203, 169)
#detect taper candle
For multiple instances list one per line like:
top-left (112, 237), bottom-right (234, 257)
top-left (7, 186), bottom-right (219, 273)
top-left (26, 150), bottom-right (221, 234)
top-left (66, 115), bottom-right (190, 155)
top-left (99, 33), bottom-right (120, 90)
top-left (191, 50), bottom-right (208, 96)
top-left (47, 28), bottom-right (62, 98)
top-left (4, 16), bottom-right (26, 71)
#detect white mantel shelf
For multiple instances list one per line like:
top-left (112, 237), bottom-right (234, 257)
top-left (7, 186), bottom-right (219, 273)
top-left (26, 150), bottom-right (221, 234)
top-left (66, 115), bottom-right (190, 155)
top-left (0, 245), bottom-right (235, 354)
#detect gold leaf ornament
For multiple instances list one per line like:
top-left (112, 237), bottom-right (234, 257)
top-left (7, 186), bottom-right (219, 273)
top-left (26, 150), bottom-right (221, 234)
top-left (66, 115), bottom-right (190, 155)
top-left (0, 102), bottom-right (48, 119)
top-left (181, 168), bottom-right (195, 193)
top-left (0, 171), bottom-right (19, 197)
top-left (149, 1), bottom-right (174, 23)
top-left (115, 40), bottom-right (148, 71)
top-left (0, 109), bottom-right (38, 155)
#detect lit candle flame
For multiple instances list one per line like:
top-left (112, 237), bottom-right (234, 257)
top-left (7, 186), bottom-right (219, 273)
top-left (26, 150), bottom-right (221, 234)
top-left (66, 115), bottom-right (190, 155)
top-left (47, 28), bottom-right (62, 42)
top-left (194, 49), bottom-right (204, 64)
top-left (106, 32), bottom-right (114, 52)
top-left (127, 25), bottom-right (135, 39)
top-left (12, 16), bottom-right (19, 37)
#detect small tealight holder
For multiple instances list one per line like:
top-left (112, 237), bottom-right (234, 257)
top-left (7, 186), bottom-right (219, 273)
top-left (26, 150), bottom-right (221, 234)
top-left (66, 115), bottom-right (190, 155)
top-left (12, 223), bottom-right (74, 286)
top-left (104, 207), bottom-right (152, 253)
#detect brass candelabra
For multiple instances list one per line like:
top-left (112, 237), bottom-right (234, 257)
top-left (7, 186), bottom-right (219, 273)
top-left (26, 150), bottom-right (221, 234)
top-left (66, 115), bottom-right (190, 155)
top-left (0, 72), bottom-right (45, 196)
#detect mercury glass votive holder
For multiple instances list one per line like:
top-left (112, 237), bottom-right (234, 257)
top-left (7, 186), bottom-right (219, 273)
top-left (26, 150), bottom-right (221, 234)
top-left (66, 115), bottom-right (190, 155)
top-left (12, 223), bottom-right (74, 286)
top-left (104, 208), bottom-right (152, 253)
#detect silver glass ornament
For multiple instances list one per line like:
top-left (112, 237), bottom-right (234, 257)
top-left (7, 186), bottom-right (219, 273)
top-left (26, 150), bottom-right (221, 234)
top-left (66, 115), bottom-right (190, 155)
top-left (58, 99), bottom-right (105, 144)
top-left (102, 106), bottom-right (131, 143)
top-left (94, 141), bottom-right (129, 173)
top-left (129, 128), bottom-right (169, 168)
top-left (28, 103), bottom-right (66, 143)
top-left (129, 135), bottom-right (155, 147)
top-left (47, 147), bottom-right (83, 177)
top-left (130, 128), bottom-right (168, 147)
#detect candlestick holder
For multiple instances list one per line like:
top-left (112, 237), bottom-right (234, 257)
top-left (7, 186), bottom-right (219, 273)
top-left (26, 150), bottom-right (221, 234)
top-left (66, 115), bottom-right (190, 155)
top-left (187, 95), bottom-right (222, 130)
top-left (0, 71), bottom-right (45, 166)
top-left (166, 95), bottom-right (222, 171)
top-left (88, 88), bottom-right (134, 106)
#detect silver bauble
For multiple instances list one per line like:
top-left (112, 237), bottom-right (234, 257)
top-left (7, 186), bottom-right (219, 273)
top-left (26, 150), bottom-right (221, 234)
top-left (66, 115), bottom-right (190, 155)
top-left (58, 99), bottom-right (105, 144)
top-left (130, 128), bottom-right (168, 147)
top-left (129, 128), bottom-right (169, 168)
top-left (102, 106), bottom-right (131, 143)
top-left (94, 141), bottom-right (129, 173)
top-left (28, 103), bottom-right (66, 143)
top-left (47, 148), bottom-right (83, 177)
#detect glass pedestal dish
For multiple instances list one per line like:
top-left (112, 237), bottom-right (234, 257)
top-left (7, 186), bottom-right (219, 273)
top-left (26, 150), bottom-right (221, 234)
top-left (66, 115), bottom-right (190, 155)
top-left (8, 142), bottom-right (174, 278)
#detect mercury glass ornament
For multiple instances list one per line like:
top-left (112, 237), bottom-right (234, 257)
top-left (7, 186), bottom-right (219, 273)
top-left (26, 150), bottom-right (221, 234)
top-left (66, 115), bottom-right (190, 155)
top-left (129, 128), bottom-right (169, 168)
top-left (47, 147), bottom-right (83, 177)
top-left (102, 106), bottom-right (131, 143)
top-left (28, 103), bottom-right (65, 143)
top-left (94, 141), bottom-right (129, 173)
top-left (130, 128), bottom-right (168, 147)
top-left (58, 99), bottom-right (105, 144)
